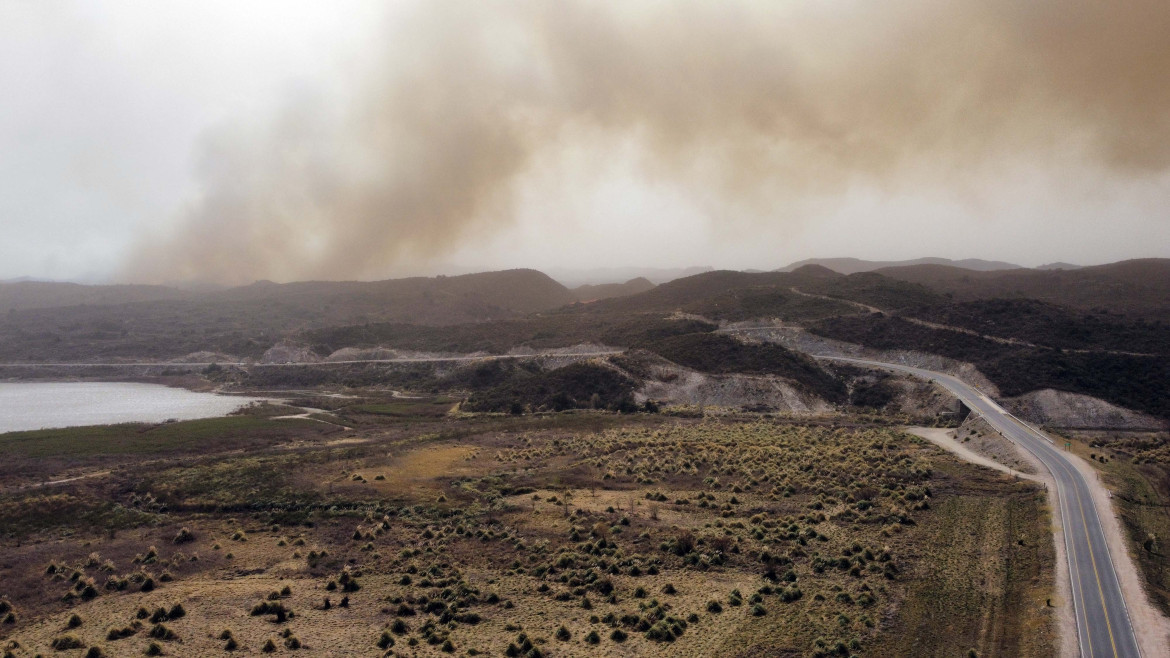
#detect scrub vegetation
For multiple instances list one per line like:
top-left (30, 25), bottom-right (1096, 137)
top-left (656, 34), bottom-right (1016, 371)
top-left (0, 400), bottom-right (1054, 656)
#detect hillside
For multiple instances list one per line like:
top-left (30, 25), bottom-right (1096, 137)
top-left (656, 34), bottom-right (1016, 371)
top-left (0, 270), bottom-right (578, 362)
top-left (0, 281), bottom-right (188, 312)
top-left (579, 269), bottom-right (858, 321)
top-left (777, 257), bottom-right (1021, 274)
top-left (462, 361), bottom-right (638, 413)
top-left (547, 265), bottom-right (712, 287)
top-left (571, 277), bottom-right (656, 302)
top-left (304, 315), bottom-right (717, 356)
top-left (3, 260), bottom-right (1167, 428)
top-left (207, 269), bottom-right (576, 317)
top-left (905, 299), bottom-right (1170, 355)
top-left (878, 259), bottom-right (1170, 317)
top-left (642, 332), bottom-right (847, 403)
top-left (810, 314), bottom-right (1170, 419)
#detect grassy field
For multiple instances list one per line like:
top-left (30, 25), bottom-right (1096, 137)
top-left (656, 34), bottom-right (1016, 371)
top-left (0, 404), bottom-right (1055, 656)
top-left (353, 398), bottom-right (459, 418)
top-left (865, 465), bottom-right (1055, 656)
top-left (0, 415), bottom-right (331, 460)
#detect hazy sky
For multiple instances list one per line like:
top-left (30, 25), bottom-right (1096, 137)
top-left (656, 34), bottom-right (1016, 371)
top-left (2, 1), bottom-right (1169, 284)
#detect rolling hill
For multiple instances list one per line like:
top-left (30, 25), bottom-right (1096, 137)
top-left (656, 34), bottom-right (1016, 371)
top-left (0, 281), bottom-right (188, 312)
top-left (571, 277), bottom-right (656, 302)
top-left (0, 270), bottom-right (583, 361)
top-left (777, 256), bottom-right (1022, 274)
top-left (878, 259), bottom-right (1170, 317)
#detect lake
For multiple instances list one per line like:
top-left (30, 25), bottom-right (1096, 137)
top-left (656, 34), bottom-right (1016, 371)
top-left (0, 382), bottom-right (257, 433)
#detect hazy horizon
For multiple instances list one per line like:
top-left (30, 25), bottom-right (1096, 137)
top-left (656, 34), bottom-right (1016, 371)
top-left (4, 1), bottom-right (1170, 284)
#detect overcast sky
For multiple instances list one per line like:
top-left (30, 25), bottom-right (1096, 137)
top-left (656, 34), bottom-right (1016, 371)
top-left (2, 1), bottom-right (1169, 284)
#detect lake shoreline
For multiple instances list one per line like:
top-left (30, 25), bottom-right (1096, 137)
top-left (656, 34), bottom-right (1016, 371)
top-left (0, 381), bottom-right (260, 434)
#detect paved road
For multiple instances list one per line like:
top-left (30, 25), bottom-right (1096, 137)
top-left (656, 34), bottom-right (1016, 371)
top-left (820, 356), bottom-right (1141, 658)
top-left (0, 351), bottom-right (622, 368)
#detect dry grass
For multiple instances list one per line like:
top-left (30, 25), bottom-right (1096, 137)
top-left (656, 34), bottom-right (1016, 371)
top-left (0, 413), bottom-right (1055, 656)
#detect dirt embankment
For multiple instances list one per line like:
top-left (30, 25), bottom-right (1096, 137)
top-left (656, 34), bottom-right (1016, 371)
top-left (883, 375), bottom-right (963, 418)
top-left (728, 325), bottom-right (1001, 395)
top-left (633, 358), bottom-right (832, 413)
top-left (1003, 389), bottom-right (1166, 431)
top-left (953, 415), bottom-right (1038, 475)
top-left (260, 343), bottom-right (322, 364)
top-left (739, 325), bottom-right (1164, 433)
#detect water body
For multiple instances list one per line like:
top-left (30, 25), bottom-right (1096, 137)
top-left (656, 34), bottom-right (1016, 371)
top-left (0, 382), bottom-right (256, 433)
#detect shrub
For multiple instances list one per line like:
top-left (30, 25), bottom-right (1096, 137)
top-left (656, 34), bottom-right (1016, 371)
top-left (85, 647), bottom-right (105, 658)
top-left (671, 529), bottom-right (696, 556)
top-left (585, 630), bottom-right (600, 644)
top-left (610, 628), bottom-right (628, 642)
top-left (51, 635), bottom-right (85, 650)
top-left (250, 601), bottom-right (291, 623)
top-left (556, 626), bottom-right (571, 641)
top-left (779, 586), bottom-right (803, 602)
top-left (145, 642), bottom-right (162, 656)
top-left (173, 527), bottom-right (194, 544)
top-left (707, 600), bottom-right (723, 613)
top-left (68, 613), bottom-right (83, 628)
top-left (751, 603), bottom-right (767, 616)
top-left (107, 626), bottom-right (137, 641)
top-left (262, 638), bottom-right (277, 653)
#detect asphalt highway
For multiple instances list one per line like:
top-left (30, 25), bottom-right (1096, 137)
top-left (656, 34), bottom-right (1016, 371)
top-left (0, 351), bottom-right (622, 368)
top-left (820, 356), bottom-right (1141, 658)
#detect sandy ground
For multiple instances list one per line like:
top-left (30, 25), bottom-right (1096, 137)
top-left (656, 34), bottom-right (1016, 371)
top-left (906, 427), bottom-right (1040, 483)
top-left (907, 427), bottom-right (1076, 658)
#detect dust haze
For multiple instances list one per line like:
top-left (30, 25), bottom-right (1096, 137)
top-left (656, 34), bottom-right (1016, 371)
top-left (124, 0), bottom-right (1170, 285)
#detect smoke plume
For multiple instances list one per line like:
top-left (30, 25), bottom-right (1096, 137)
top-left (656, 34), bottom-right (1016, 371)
top-left (125, 0), bottom-right (1170, 284)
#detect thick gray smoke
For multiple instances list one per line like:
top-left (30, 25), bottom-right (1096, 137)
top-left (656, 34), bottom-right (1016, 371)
top-left (125, 0), bottom-right (1170, 284)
